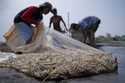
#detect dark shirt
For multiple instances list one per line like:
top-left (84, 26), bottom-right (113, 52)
top-left (79, 16), bottom-right (100, 29)
top-left (14, 6), bottom-right (43, 26)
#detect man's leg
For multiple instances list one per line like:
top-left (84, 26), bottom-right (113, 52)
top-left (91, 25), bottom-right (98, 47)
top-left (90, 30), bottom-right (96, 47)
top-left (86, 29), bottom-right (91, 45)
top-left (87, 27), bottom-right (96, 47)
top-left (15, 22), bottom-right (33, 44)
top-left (82, 29), bottom-right (87, 43)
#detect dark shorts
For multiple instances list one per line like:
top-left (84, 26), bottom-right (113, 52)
top-left (15, 22), bottom-right (33, 43)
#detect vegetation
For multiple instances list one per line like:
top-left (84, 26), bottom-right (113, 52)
top-left (96, 33), bottom-right (125, 43)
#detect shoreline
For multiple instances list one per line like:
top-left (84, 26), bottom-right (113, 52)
top-left (0, 41), bottom-right (125, 53)
top-left (96, 41), bottom-right (125, 47)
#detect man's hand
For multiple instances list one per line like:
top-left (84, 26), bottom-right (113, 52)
top-left (35, 22), bottom-right (44, 28)
top-left (65, 27), bottom-right (69, 32)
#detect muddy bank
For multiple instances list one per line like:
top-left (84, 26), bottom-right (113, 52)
top-left (96, 41), bottom-right (125, 47)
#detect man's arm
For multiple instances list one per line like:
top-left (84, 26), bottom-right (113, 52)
top-left (60, 16), bottom-right (68, 31)
top-left (49, 18), bottom-right (53, 28)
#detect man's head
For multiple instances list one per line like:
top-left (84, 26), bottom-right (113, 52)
top-left (97, 19), bottom-right (101, 25)
top-left (39, 2), bottom-right (52, 14)
top-left (51, 8), bottom-right (57, 15)
top-left (69, 23), bottom-right (80, 32)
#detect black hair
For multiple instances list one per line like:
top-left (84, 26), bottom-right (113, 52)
top-left (98, 19), bottom-right (101, 24)
top-left (51, 8), bottom-right (57, 15)
top-left (39, 2), bottom-right (52, 11)
top-left (70, 23), bottom-right (80, 31)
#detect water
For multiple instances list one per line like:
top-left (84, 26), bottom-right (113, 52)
top-left (0, 46), bottom-right (125, 83)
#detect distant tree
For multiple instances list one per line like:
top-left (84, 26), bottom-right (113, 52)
top-left (96, 34), bottom-right (125, 43)
top-left (121, 35), bottom-right (125, 41)
top-left (106, 33), bottom-right (112, 38)
top-left (113, 35), bottom-right (121, 41)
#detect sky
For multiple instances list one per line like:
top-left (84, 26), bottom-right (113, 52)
top-left (0, 0), bottom-right (125, 41)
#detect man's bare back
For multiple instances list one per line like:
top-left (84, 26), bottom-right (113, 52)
top-left (49, 8), bottom-right (67, 33)
top-left (51, 15), bottom-right (62, 31)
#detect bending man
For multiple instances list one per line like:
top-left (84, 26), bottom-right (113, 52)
top-left (14, 2), bottom-right (52, 44)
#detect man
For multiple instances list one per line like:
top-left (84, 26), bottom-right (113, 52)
top-left (70, 16), bottom-right (101, 47)
top-left (49, 8), bottom-right (68, 33)
top-left (79, 16), bottom-right (101, 47)
top-left (69, 23), bottom-right (84, 42)
top-left (14, 2), bottom-right (52, 44)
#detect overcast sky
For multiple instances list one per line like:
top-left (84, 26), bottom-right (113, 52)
top-left (0, 0), bottom-right (125, 41)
